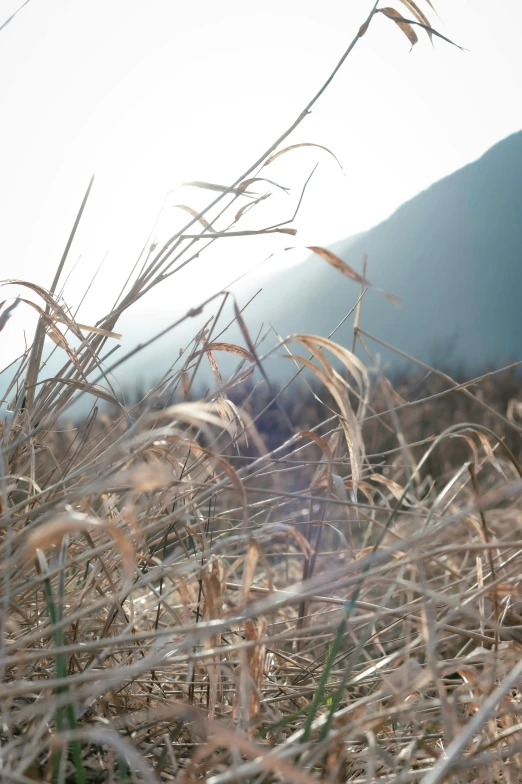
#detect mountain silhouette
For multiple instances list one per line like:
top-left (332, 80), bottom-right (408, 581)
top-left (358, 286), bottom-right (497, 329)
top-left (231, 129), bottom-right (522, 374)
top-left (3, 131), bottom-right (521, 411)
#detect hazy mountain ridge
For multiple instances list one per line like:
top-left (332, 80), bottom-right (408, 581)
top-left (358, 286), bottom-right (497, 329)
top-left (116, 129), bottom-right (522, 386)
top-left (3, 131), bottom-right (521, 407)
top-left (234, 129), bottom-right (522, 372)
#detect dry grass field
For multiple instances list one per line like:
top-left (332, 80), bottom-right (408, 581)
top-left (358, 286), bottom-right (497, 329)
top-left (2, 3), bottom-right (522, 782)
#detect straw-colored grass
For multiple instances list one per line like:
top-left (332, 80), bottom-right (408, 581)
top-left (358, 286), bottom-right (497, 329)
top-left (2, 3), bottom-right (522, 782)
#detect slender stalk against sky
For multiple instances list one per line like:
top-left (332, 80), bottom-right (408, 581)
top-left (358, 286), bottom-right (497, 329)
top-left (0, 0), bottom-right (521, 339)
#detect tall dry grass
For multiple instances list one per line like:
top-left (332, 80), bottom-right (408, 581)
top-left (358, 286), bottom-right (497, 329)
top-left (2, 3), bottom-right (522, 783)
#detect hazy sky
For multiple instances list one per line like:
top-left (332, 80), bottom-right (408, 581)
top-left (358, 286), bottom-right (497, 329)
top-left (1, 0), bottom-right (522, 360)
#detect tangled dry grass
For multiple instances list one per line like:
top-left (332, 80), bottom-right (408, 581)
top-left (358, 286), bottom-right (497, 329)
top-left (3, 329), bottom-right (522, 784)
top-left (2, 2), bottom-right (522, 782)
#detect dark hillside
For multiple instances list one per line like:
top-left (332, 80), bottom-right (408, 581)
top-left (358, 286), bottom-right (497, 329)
top-left (236, 130), bottom-right (522, 372)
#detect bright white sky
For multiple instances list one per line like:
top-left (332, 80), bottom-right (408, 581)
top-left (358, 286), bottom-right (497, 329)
top-left (1, 0), bottom-right (522, 363)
